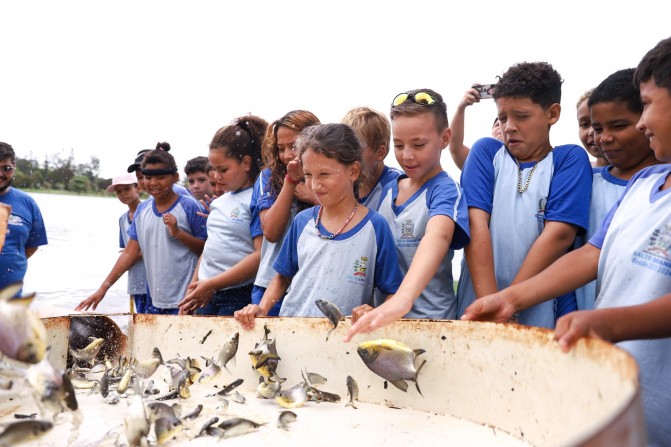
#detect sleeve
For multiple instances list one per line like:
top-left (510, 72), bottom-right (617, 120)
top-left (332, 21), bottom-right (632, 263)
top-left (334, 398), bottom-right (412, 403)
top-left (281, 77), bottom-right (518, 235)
top-left (118, 214), bottom-right (126, 249)
top-left (248, 193), bottom-right (263, 239)
top-left (26, 198), bottom-right (48, 247)
top-left (128, 204), bottom-right (141, 241)
top-left (427, 175), bottom-right (470, 249)
top-left (460, 137), bottom-right (499, 214)
top-left (371, 214), bottom-right (404, 295)
top-left (273, 209), bottom-right (312, 277)
top-left (183, 197), bottom-right (208, 240)
top-left (544, 145), bottom-right (592, 232)
top-left (256, 168), bottom-right (278, 212)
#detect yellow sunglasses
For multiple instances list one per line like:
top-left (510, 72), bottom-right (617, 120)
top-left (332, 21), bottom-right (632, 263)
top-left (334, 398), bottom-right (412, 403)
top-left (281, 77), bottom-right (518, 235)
top-left (391, 91), bottom-right (437, 107)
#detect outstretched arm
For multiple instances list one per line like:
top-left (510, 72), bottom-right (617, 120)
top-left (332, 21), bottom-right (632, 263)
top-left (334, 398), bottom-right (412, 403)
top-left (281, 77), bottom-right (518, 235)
top-left (234, 273), bottom-right (291, 330)
top-left (448, 87), bottom-right (480, 170)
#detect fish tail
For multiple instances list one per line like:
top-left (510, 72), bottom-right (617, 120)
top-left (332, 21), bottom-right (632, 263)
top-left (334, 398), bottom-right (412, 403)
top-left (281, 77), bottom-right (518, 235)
top-left (346, 400), bottom-right (358, 409)
top-left (415, 359), bottom-right (427, 397)
top-left (325, 327), bottom-right (335, 342)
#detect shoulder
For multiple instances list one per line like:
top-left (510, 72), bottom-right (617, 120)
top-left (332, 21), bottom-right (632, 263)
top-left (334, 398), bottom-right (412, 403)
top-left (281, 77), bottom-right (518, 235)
top-left (552, 144), bottom-right (590, 163)
top-left (631, 164), bottom-right (671, 182)
top-left (380, 166), bottom-right (402, 184)
top-left (173, 183), bottom-right (191, 197)
top-left (471, 137), bottom-right (506, 156)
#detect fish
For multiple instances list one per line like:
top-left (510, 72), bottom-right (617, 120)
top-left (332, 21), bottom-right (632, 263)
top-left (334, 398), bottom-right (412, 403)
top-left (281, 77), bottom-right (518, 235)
top-left (124, 397), bottom-right (149, 447)
top-left (217, 332), bottom-right (239, 373)
top-left (131, 348), bottom-right (162, 379)
top-left (346, 375), bottom-right (359, 409)
top-left (196, 417), bottom-right (219, 437)
top-left (198, 359), bottom-right (221, 384)
top-left (152, 347), bottom-right (164, 365)
top-left (315, 299), bottom-right (345, 342)
top-left (27, 359), bottom-right (78, 415)
top-left (116, 368), bottom-right (132, 394)
top-left (100, 370), bottom-right (110, 398)
top-left (216, 400), bottom-right (229, 414)
top-left (0, 420), bottom-right (53, 447)
top-left (257, 378), bottom-right (281, 399)
top-left (357, 339), bottom-right (426, 395)
top-left (218, 418), bottom-right (265, 439)
top-left (275, 382), bottom-right (308, 409)
top-left (277, 410), bottom-right (297, 431)
top-left (106, 394), bottom-right (120, 405)
top-left (146, 402), bottom-right (179, 423)
top-left (154, 415), bottom-right (182, 444)
top-left (307, 386), bottom-right (341, 403)
top-left (304, 369), bottom-right (327, 387)
top-left (182, 404), bottom-right (203, 420)
top-left (231, 390), bottom-right (246, 404)
top-left (70, 337), bottom-right (105, 367)
top-left (216, 378), bottom-right (244, 396)
top-left (0, 283), bottom-right (47, 364)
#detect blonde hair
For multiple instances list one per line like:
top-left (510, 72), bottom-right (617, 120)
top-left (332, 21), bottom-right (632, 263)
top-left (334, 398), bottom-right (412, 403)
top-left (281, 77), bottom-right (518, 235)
top-left (576, 88), bottom-right (594, 109)
top-left (341, 107), bottom-right (391, 157)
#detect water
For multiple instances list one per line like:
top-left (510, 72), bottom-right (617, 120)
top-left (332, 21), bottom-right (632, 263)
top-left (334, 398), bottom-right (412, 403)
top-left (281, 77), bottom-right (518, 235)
top-left (22, 192), bottom-right (464, 315)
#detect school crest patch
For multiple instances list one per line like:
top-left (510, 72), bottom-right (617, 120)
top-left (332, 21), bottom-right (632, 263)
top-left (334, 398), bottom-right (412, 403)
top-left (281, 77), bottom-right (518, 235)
top-left (632, 225), bottom-right (671, 275)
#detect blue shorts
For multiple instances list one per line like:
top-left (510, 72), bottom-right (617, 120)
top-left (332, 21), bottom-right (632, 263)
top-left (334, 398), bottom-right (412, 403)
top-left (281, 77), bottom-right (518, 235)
top-left (133, 294), bottom-right (149, 314)
top-left (134, 292), bottom-right (179, 315)
top-left (196, 284), bottom-right (253, 316)
top-left (251, 285), bottom-right (283, 317)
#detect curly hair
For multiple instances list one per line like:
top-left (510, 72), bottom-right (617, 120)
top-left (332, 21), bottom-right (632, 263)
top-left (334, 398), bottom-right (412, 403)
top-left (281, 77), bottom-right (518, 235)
top-left (589, 68), bottom-right (642, 114)
top-left (635, 36), bottom-right (671, 92)
top-left (210, 115), bottom-right (269, 180)
top-left (493, 62), bottom-right (563, 108)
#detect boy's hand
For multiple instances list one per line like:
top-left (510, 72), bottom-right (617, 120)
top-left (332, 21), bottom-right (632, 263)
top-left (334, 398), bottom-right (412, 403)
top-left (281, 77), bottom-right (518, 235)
top-left (163, 213), bottom-right (179, 237)
top-left (197, 195), bottom-right (213, 218)
top-left (178, 281), bottom-right (214, 314)
top-left (459, 87), bottom-right (481, 109)
top-left (343, 297), bottom-right (413, 342)
top-left (75, 289), bottom-right (105, 311)
top-left (234, 304), bottom-right (267, 330)
top-left (554, 310), bottom-right (614, 352)
top-left (460, 292), bottom-right (515, 322)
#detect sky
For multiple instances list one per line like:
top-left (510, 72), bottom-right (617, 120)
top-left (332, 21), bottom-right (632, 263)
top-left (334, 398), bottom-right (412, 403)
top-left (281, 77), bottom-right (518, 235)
top-left (1, 0), bottom-right (670, 181)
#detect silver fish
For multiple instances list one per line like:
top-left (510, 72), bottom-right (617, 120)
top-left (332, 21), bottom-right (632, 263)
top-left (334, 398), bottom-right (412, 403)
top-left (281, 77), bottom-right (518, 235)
top-left (257, 378), bottom-right (281, 399)
top-left (196, 417), bottom-right (219, 437)
top-left (315, 299), bottom-right (345, 342)
top-left (0, 283), bottom-right (46, 364)
top-left (155, 415), bottom-right (182, 444)
top-left (70, 337), bottom-right (105, 367)
top-left (198, 359), bottom-right (221, 384)
top-left (217, 378), bottom-right (244, 396)
top-left (231, 390), bottom-right (246, 404)
top-left (131, 350), bottom-right (161, 379)
top-left (275, 382), bottom-right (308, 409)
top-left (307, 386), bottom-right (341, 403)
top-left (146, 402), bottom-right (179, 423)
top-left (117, 368), bottom-right (132, 394)
top-left (277, 410), bottom-right (297, 431)
top-left (124, 397), bottom-right (149, 447)
top-left (346, 375), bottom-right (359, 409)
top-left (218, 417), bottom-right (264, 438)
top-left (217, 332), bottom-right (239, 373)
top-left (357, 339), bottom-right (426, 395)
top-left (182, 404), bottom-right (203, 420)
top-left (0, 420), bottom-right (52, 447)
top-left (304, 369), bottom-right (327, 386)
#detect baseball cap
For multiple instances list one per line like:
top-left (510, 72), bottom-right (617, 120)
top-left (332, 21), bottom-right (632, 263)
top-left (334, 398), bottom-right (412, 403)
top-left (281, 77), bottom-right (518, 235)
top-left (126, 149), bottom-right (152, 173)
top-left (106, 173), bottom-right (138, 193)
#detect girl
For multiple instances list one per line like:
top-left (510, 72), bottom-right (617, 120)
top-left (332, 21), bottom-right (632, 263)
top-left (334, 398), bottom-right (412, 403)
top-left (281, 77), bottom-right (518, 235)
top-left (76, 149), bottom-right (207, 314)
top-left (235, 123), bottom-right (404, 330)
top-left (178, 115), bottom-right (268, 316)
top-left (576, 90), bottom-right (609, 168)
top-left (251, 110), bottom-right (320, 316)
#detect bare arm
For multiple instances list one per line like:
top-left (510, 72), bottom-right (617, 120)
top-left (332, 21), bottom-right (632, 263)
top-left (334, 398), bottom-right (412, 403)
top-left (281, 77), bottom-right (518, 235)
top-left (163, 213), bottom-right (206, 255)
top-left (261, 173), bottom-right (299, 243)
top-left (464, 208), bottom-right (498, 297)
top-left (234, 273), bottom-right (291, 330)
top-left (25, 246), bottom-right (39, 259)
top-left (448, 88), bottom-right (479, 170)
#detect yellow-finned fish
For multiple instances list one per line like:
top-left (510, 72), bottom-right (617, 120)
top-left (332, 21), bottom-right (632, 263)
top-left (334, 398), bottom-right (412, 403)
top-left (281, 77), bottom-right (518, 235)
top-left (357, 339), bottom-right (426, 395)
top-left (70, 337), bottom-right (105, 367)
top-left (0, 283), bottom-right (46, 364)
top-left (0, 420), bottom-right (53, 447)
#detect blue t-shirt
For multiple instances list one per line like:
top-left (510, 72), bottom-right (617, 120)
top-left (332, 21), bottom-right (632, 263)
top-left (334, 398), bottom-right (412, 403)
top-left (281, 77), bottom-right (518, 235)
top-left (129, 194), bottom-right (207, 308)
top-left (118, 209), bottom-right (147, 296)
top-left (360, 165), bottom-right (402, 211)
top-left (274, 207), bottom-right (403, 318)
top-left (376, 171), bottom-right (470, 319)
top-left (0, 188), bottom-right (48, 291)
top-left (457, 138), bottom-right (592, 328)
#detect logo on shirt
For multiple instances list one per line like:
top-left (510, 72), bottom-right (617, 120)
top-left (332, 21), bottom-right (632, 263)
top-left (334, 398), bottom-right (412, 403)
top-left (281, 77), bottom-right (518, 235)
top-left (632, 225), bottom-right (671, 276)
top-left (353, 256), bottom-right (368, 277)
top-left (7, 215), bottom-right (23, 226)
top-left (230, 207), bottom-right (241, 219)
top-left (400, 219), bottom-right (414, 238)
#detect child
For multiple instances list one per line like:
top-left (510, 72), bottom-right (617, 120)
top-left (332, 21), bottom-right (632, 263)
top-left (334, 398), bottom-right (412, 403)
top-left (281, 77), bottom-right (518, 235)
top-left (235, 123), bottom-right (404, 329)
top-left (576, 89), bottom-right (608, 168)
top-left (184, 156), bottom-right (214, 201)
top-left (341, 107), bottom-right (401, 210)
top-left (575, 68), bottom-right (661, 310)
top-left (250, 110), bottom-right (320, 316)
top-left (345, 89), bottom-right (470, 340)
top-left (178, 115), bottom-right (268, 316)
top-left (462, 37), bottom-right (671, 446)
top-left (209, 169), bottom-right (222, 197)
top-left (106, 173), bottom-right (148, 313)
top-left (76, 149), bottom-right (207, 314)
top-left (456, 62), bottom-right (593, 329)
top-left (127, 143), bottom-right (191, 197)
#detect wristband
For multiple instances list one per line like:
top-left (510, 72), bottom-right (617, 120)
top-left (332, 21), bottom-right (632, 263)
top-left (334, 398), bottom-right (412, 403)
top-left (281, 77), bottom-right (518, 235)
top-left (285, 174), bottom-right (301, 185)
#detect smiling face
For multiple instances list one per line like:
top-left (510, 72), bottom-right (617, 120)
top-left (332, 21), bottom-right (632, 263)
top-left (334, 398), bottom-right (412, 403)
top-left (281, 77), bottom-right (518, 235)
top-left (637, 79), bottom-right (671, 163)
top-left (276, 126), bottom-right (301, 167)
top-left (142, 163), bottom-right (178, 201)
top-left (391, 112), bottom-right (449, 184)
top-left (114, 184), bottom-right (140, 205)
top-left (302, 148), bottom-right (359, 208)
top-left (208, 148), bottom-right (253, 193)
top-left (0, 158), bottom-right (15, 194)
top-left (496, 97), bottom-right (560, 162)
top-left (591, 100), bottom-right (654, 177)
top-left (186, 171), bottom-right (213, 201)
top-left (577, 99), bottom-right (600, 159)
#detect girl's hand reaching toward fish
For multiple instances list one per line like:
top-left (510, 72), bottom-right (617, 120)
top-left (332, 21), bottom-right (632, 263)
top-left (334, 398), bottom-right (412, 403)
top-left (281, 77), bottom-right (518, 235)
top-left (234, 304), bottom-right (268, 330)
top-left (343, 295), bottom-right (413, 342)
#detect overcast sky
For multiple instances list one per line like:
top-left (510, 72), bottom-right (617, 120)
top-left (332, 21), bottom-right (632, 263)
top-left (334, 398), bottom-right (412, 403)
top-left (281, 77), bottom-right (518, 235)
top-left (1, 0), bottom-right (669, 181)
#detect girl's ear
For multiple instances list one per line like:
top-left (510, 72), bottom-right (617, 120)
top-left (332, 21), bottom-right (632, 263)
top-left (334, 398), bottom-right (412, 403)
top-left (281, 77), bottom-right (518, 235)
top-left (241, 155), bottom-right (253, 172)
top-left (350, 161), bottom-right (361, 182)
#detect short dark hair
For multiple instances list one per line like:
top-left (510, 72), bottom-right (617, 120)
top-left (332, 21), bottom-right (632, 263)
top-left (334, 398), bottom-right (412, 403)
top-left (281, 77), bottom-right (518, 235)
top-left (493, 62), bottom-right (563, 108)
top-left (390, 88), bottom-right (449, 132)
top-left (184, 156), bottom-right (212, 176)
top-left (0, 142), bottom-right (16, 163)
top-left (589, 68), bottom-right (642, 114)
top-left (634, 36), bottom-right (671, 92)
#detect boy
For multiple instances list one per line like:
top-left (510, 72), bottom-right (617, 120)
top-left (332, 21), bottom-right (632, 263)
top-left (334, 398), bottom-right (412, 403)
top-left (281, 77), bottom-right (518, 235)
top-left (184, 156), bottom-right (214, 201)
top-left (575, 68), bottom-right (661, 310)
top-left (462, 37), bottom-right (671, 446)
top-left (341, 107), bottom-right (401, 210)
top-left (345, 89), bottom-right (470, 338)
top-left (106, 173), bottom-right (148, 313)
top-left (456, 62), bottom-right (593, 329)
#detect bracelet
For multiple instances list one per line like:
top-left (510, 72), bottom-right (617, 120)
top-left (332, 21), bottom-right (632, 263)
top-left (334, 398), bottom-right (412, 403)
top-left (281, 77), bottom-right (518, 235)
top-left (285, 174), bottom-right (301, 185)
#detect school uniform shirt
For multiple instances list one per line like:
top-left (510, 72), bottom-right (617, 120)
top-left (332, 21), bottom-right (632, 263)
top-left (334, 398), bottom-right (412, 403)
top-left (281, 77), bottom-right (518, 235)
top-left (376, 171), bottom-right (470, 319)
top-left (574, 166), bottom-right (627, 310)
top-left (199, 186), bottom-right (261, 289)
top-left (0, 188), bottom-right (48, 290)
top-left (590, 164), bottom-right (671, 447)
top-left (360, 165), bottom-right (402, 211)
top-left (274, 207), bottom-right (403, 318)
top-left (252, 168), bottom-right (297, 289)
top-left (457, 138), bottom-right (592, 328)
top-left (129, 195), bottom-right (207, 308)
top-left (119, 210), bottom-right (147, 295)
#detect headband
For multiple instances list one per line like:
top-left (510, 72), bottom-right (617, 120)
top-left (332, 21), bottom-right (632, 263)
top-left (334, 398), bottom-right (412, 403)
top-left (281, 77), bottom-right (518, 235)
top-left (141, 167), bottom-right (178, 176)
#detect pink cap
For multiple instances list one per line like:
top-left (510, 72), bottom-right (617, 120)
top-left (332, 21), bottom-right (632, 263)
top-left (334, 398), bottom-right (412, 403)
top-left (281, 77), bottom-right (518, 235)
top-left (106, 173), bottom-right (138, 193)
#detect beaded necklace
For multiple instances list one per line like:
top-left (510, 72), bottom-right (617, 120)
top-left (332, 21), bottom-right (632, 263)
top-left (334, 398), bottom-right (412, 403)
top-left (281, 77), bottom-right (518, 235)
top-left (514, 148), bottom-right (553, 193)
top-left (315, 204), bottom-right (358, 239)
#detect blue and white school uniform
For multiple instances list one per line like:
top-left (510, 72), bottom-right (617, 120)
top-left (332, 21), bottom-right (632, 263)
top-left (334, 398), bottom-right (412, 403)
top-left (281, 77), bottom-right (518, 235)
top-left (129, 195), bottom-right (207, 311)
top-left (457, 138), bottom-right (592, 328)
top-left (197, 186), bottom-right (262, 315)
top-left (274, 207), bottom-right (403, 317)
top-left (376, 171), bottom-right (470, 319)
top-left (360, 165), bottom-right (402, 211)
top-left (0, 188), bottom-right (47, 296)
top-left (118, 210), bottom-right (148, 313)
top-left (574, 166), bottom-right (627, 310)
top-left (590, 164), bottom-right (671, 447)
top-left (251, 169), bottom-right (295, 316)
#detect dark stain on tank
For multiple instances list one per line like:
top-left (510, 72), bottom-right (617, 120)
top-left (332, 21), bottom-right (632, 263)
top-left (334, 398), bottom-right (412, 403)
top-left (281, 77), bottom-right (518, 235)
top-left (200, 330), bottom-right (213, 344)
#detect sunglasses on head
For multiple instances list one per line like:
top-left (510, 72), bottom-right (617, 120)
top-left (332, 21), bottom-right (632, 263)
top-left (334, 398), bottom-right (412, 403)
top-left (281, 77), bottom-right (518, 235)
top-left (391, 91), bottom-right (437, 108)
top-left (0, 165), bottom-right (14, 173)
